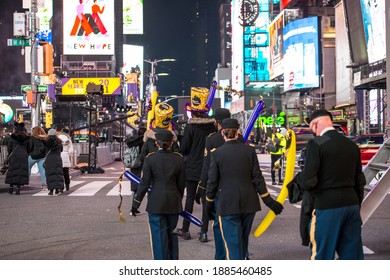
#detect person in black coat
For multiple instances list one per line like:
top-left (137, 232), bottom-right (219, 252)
top-left (28, 126), bottom-right (47, 190)
top-left (126, 126), bottom-right (146, 192)
top-left (195, 108), bottom-right (244, 257)
top-left (293, 109), bottom-right (366, 260)
top-left (205, 118), bottom-right (283, 260)
top-left (43, 129), bottom-right (64, 195)
top-left (131, 129), bottom-right (186, 260)
top-left (175, 89), bottom-right (217, 240)
top-left (5, 122), bottom-right (31, 195)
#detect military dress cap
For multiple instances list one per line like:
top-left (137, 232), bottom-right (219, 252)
top-left (306, 109), bottom-right (333, 124)
top-left (212, 108), bottom-right (231, 121)
top-left (155, 129), bottom-right (173, 142)
top-left (221, 118), bottom-right (239, 129)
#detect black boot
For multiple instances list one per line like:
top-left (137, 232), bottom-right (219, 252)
top-left (8, 186), bottom-right (13, 194)
top-left (65, 185), bottom-right (70, 191)
top-left (15, 185), bottom-right (20, 195)
top-left (48, 189), bottom-right (53, 195)
top-left (55, 189), bottom-right (59, 194)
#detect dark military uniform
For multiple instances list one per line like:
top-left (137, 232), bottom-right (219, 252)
top-left (297, 129), bottom-right (365, 260)
top-left (133, 149), bottom-right (186, 260)
top-left (199, 130), bottom-right (244, 259)
top-left (206, 140), bottom-right (269, 260)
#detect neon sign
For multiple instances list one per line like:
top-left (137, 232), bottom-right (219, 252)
top-left (255, 111), bottom-right (285, 126)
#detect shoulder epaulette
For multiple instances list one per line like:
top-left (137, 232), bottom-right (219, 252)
top-left (174, 152), bottom-right (183, 157)
top-left (146, 152), bottom-right (155, 158)
top-left (208, 132), bottom-right (216, 138)
top-left (211, 148), bottom-right (217, 152)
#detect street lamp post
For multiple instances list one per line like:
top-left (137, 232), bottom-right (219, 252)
top-left (144, 58), bottom-right (176, 95)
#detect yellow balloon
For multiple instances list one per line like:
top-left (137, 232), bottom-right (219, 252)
top-left (254, 129), bottom-right (296, 238)
top-left (146, 91), bottom-right (159, 129)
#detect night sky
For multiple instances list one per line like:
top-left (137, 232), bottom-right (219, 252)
top-left (0, 0), bottom-right (225, 98)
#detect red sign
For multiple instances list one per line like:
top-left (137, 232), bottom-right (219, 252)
top-left (281, 0), bottom-right (293, 9)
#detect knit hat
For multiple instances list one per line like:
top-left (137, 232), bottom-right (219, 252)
top-left (48, 128), bottom-right (57, 136)
top-left (185, 87), bottom-right (210, 113)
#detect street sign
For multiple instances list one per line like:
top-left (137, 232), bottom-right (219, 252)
top-left (21, 85), bottom-right (48, 94)
top-left (7, 38), bottom-right (31, 47)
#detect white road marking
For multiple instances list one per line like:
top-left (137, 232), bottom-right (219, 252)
top-left (69, 181), bottom-right (112, 196)
top-left (107, 183), bottom-right (133, 196)
top-left (33, 181), bottom-right (85, 196)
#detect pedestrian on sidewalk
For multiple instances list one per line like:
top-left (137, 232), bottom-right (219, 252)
top-left (205, 118), bottom-right (283, 260)
top-left (131, 129), bottom-right (186, 260)
top-left (58, 127), bottom-right (74, 191)
top-left (43, 129), bottom-right (64, 195)
top-left (5, 122), bottom-right (31, 195)
top-left (28, 126), bottom-right (47, 190)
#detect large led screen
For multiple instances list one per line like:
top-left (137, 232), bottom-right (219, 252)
top-left (63, 0), bottom-right (115, 55)
top-left (360, 0), bottom-right (385, 63)
top-left (269, 11), bottom-right (284, 79)
top-left (123, 44), bottom-right (144, 100)
top-left (283, 17), bottom-right (319, 92)
top-left (231, 0), bottom-right (245, 94)
top-left (36, 0), bottom-right (53, 43)
top-left (123, 0), bottom-right (143, 34)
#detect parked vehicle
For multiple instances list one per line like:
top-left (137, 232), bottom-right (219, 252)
top-left (297, 132), bottom-right (383, 169)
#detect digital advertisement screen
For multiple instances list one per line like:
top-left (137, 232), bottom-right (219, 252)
top-left (36, 0), bottom-right (53, 43)
top-left (231, 0), bottom-right (245, 92)
top-left (269, 11), bottom-right (284, 79)
top-left (123, 44), bottom-right (144, 100)
top-left (123, 0), bottom-right (143, 34)
top-left (283, 16), bottom-right (320, 92)
top-left (63, 0), bottom-right (115, 55)
top-left (360, 0), bottom-right (385, 63)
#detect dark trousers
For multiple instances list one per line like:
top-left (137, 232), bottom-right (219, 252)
top-left (219, 213), bottom-right (256, 260)
top-left (309, 205), bottom-right (364, 260)
top-left (182, 180), bottom-right (198, 232)
top-left (63, 167), bottom-right (70, 186)
top-left (148, 213), bottom-right (179, 260)
top-left (271, 154), bottom-right (282, 182)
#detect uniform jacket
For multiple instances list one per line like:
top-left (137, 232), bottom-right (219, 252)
top-left (29, 136), bottom-right (46, 160)
top-left (43, 136), bottom-right (64, 190)
top-left (206, 140), bottom-right (268, 216)
top-left (5, 132), bottom-right (31, 185)
top-left (298, 129), bottom-right (366, 210)
top-left (58, 133), bottom-right (74, 168)
top-left (200, 130), bottom-right (244, 186)
top-left (139, 129), bottom-right (179, 163)
top-left (180, 117), bottom-right (216, 181)
top-left (133, 149), bottom-right (186, 214)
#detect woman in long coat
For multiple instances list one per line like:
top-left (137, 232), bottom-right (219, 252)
top-left (5, 122), bottom-right (31, 195)
top-left (58, 127), bottom-right (74, 191)
top-left (43, 129), bottom-right (64, 195)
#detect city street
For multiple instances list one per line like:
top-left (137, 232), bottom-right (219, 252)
top-left (0, 155), bottom-right (389, 260)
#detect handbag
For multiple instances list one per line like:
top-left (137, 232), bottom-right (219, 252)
top-left (1, 146), bottom-right (18, 174)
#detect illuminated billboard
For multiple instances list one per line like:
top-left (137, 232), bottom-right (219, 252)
top-left (123, 44), bottom-right (144, 100)
top-left (63, 0), bottom-right (115, 55)
top-left (36, 0), bottom-right (53, 43)
top-left (360, 0), bottom-right (385, 63)
top-left (283, 17), bottom-right (320, 92)
top-left (123, 0), bottom-right (143, 34)
top-left (231, 0), bottom-right (245, 94)
top-left (269, 11), bottom-right (284, 79)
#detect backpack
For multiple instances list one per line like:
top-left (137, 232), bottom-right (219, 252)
top-left (122, 146), bottom-right (142, 168)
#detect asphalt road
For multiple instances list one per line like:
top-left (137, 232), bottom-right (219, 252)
top-left (0, 157), bottom-right (389, 260)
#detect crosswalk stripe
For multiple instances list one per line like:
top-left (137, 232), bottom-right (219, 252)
top-left (69, 181), bottom-right (112, 196)
top-left (79, 176), bottom-right (120, 179)
top-left (107, 182), bottom-right (133, 196)
top-left (33, 181), bottom-right (85, 196)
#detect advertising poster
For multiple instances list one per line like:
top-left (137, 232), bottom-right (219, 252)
top-left (123, 0), bottom-right (143, 34)
top-left (360, 0), bottom-right (385, 63)
top-left (269, 12), bottom-right (284, 79)
top-left (123, 44), bottom-right (144, 100)
top-left (283, 17), bottom-right (319, 91)
top-left (63, 0), bottom-right (115, 55)
top-left (231, 0), bottom-right (244, 93)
